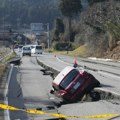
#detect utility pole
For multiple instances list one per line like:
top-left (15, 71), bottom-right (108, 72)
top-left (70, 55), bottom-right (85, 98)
top-left (3, 0), bottom-right (5, 46)
top-left (47, 23), bottom-right (50, 49)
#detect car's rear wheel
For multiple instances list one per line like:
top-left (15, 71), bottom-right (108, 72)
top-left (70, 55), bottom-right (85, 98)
top-left (50, 89), bottom-right (54, 94)
top-left (84, 91), bottom-right (100, 102)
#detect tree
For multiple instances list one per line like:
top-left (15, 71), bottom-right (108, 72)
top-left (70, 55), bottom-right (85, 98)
top-left (87, 0), bottom-right (106, 6)
top-left (55, 18), bottom-right (64, 34)
top-left (53, 18), bottom-right (64, 41)
top-left (59, 0), bottom-right (82, 43)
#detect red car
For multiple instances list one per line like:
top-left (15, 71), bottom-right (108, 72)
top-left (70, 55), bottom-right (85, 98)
top-left (50, 66), bottom-right (100, 102)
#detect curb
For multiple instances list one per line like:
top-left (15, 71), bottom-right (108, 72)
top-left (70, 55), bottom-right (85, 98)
top-left (36, 57), bottom-right (59, 77)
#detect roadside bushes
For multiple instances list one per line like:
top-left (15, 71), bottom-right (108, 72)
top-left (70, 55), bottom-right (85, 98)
top-left (54, 42), bottom-right (73, 51)
top-left (0, 64), bottom-right (6, 81)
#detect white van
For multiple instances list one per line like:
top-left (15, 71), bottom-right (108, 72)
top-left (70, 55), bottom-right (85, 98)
top-left (31, 45), bottom-right (43, 54)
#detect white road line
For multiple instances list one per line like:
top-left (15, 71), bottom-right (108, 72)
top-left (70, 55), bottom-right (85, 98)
top-left (98, 71), bottom-right (120, 79)
top-left (55, 56), bottom-right (73, 66)
top-left (4, 64), bottom-right (14, 120)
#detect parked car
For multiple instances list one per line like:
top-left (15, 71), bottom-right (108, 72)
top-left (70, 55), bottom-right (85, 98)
top-left (31, 45), bottom-right (43, 54)
top-left (50, 66), bottom-right (100, 103)
top-left (18, 45), bottom-right (23, 52)
top-left (14, 44), bottom-right (19, 49)
top-left (22, 46), bottom-right (31, 56)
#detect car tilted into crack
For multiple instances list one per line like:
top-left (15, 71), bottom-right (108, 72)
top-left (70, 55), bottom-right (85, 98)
top-left (50, 66), bottom-right (100, 103)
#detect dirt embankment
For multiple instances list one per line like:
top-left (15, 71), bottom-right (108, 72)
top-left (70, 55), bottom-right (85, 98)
top-left (0, 64), bottom-right (8, 120)
top-left (71, 0), bottom-right (120, 59)
top-left (104, 43), bottom-right (120, 60)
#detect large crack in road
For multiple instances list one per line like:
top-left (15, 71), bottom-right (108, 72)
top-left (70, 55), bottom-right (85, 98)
top-left (36, 57), bottom-right (120, 103)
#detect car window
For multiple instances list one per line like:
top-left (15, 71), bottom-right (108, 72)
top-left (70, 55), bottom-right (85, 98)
top-left (31, 46), bottom-right (35, 49)
top-left (60, 69), bottom-right (79, 89)
top-left (19, 45), bottom-right (23, 48)
top-left (36, 46), bottom-right (42, 49)
top-left (23, 47), bottom-right (30, 50)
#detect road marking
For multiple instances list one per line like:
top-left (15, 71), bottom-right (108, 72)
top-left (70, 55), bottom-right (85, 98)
top-left (0, 104), bottom-right (119, 119)
top-left (4, 64), bottom-right (14, 120)
top-left (98, 71), bottom-right (120, 79)
top-left (56, 56), bottom-right (72, 65)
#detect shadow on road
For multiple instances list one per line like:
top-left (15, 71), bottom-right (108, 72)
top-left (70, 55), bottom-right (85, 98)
top-left (101, 84), bottom-right (114, 88)
top-left (8, 66), bottom-right (28, 120)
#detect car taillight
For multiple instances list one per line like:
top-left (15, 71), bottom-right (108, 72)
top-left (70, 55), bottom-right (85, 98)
top-left (60, 92), bottom-right (65, 96)
top-left (58, 90), bottom-right (66, 96)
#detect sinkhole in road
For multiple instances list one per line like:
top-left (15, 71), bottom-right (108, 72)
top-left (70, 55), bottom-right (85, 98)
top-left (81, 90), bottom-right (120, 103)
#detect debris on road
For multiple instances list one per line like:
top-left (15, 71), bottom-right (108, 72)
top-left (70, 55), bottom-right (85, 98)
top-left (40, 69), bottom-right (54, 79)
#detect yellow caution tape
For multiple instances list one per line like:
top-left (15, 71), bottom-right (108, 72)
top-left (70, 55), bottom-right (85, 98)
top-left (0, 104), bottom-right (20, 110)
top-left (26, 109), bottom-right (45, 115)
top-left (0, 104), bottom-right (119, 119)
top-left (48, 113), bottom-right (118, 119)
top-left (48, 113), bottom-right (68, 118)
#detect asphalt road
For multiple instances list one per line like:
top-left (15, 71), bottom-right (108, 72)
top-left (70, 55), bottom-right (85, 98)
top-left (7, 56), bottom-right (62, 120)
top-left (8, 66), bottom-right (28, 120)
top-left (6, 53), bottom-right (120, 120)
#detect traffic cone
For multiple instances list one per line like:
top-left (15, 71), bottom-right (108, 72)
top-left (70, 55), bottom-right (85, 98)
top-left (73, 57), bottom-right (77, 68)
